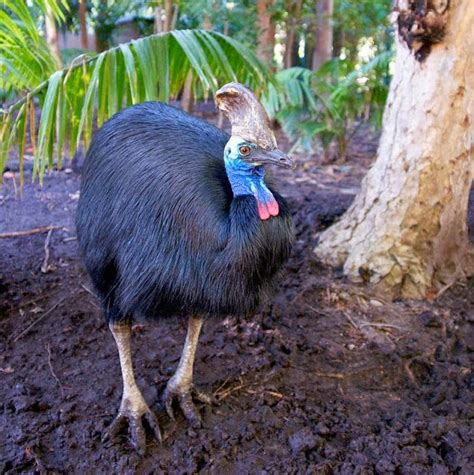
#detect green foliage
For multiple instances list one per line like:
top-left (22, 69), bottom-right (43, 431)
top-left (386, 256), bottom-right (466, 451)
top-left (333, 0), bottom-right (393, 58)
top-left (264, 50), bottom-right (393, 160)
top-left (178, 0), bottom-right (258, 49)
top-left (61, 48), bottom-right (96, 66)
top-left (1, 30), bottom-right (272, 185)
top-left (0, 0), bottom-right (67, 94)
top-left (88, 0), bottom-right (134, 51)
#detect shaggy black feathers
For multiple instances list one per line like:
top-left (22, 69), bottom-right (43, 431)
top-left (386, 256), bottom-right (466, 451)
top-left (76, 102), bottom-right (294, 322)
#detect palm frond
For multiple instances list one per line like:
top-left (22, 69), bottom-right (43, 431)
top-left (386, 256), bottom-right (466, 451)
top-left (1, 30), bottom-right (273, 185)
top-left (0, 0), bottom-right (68, 92)
top-left (263, 51), bottom-right (394, 154)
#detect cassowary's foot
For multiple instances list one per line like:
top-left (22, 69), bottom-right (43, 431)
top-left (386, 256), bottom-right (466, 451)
top-left (106, 322), bottom-right (161, 455)
top-left (104, 395), bottom-right (162, 455)
top-left (162, 378), bottom-right (214, 428)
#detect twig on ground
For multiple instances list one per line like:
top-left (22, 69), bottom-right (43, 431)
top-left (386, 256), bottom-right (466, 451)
top-left (14, 290), bottom-right (64, 312)
top-left (46, 343), bottom-right (64, 397)
top-left (245, 388), bottom-right (285, 399)
top-left (212, 376), bottom-right (231, 396)
top-left (314, 371), bottom-right (345, 379)
top-left (0, 225), bottom-right (62, 239)
top-left (343, 311), bottom-right (360, 330)
top-left (80, 284), bottom-right (96, 298)
top-left (292, 364), bottom-right (380, 380)
top-left (80, 284), bottom-right (100, 309)
top-left (305, 304), bottom-right (332, 318)
top-left (404, 358), bottom-right (419, 387)
top-left (359, 322), bottom-right (403, 331)
top-left (0, 366), bottom-right (14, 374)
top-left (41, 228), bottom-right (54, 273)
top-left (12, 297), bottom-right (67, 342)
top-left (214, 377), bottom-right (245, 401)
top-left (435, 281), bottom-right (455, 299)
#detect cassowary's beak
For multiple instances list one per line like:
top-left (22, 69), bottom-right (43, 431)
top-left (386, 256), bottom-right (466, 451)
top-left (249, 148), bottom-right (294, 169)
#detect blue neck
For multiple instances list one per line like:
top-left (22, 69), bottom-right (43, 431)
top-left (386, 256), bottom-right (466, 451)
top-left (224, 158), bottom-right (273, 203)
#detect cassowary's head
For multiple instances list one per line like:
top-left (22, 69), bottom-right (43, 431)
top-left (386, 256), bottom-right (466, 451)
top-left (216, 83), bottom-right (293, 171)
top-left (223, 135), bottom-right (292, 170)
top-left (216, 83), bottom-right (293, 220)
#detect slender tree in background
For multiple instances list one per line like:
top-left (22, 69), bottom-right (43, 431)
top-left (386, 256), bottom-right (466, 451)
top-left (284, 0), bottom-right (302, 68)
top-left (45, 2), bottom-right (62, 68)
top-left (179, 0), bottom-right (195, 113)
top-left (164, 0), bottom-right (174, 32)
top-left (312, 0), bottom-right (333, 69)
top-left (79, 0), bottom-right (88, 49)
top-left (154, 0), bottom-right (163, 33)
top-left (256, 0), bottom-right (275, 65)
top-left (315, 0), bottom-right (474, 299)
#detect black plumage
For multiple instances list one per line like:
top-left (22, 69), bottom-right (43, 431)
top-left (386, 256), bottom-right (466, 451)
top-left (76, 102), bottom-right (294, 323)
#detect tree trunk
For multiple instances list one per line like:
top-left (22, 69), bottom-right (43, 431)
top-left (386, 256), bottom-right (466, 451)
top-left (154, 6), bottom-right (163, 34)
top-left (181, 73), bottom-right (193, 112)
top-left (164, 0), bottom-right (174, 33)
top-left (79, 0), bottom-right (88, 49)
top-left (256, 0), bottom-right (275, 65)
top-left (284, 0), bottom-right (302, 69)
top-left (45, 2), bottom-right (61, 69)
top-left (332, 25), bottom-right (344, 59)
top-left (312, 0), bottom-right (333, 70)
top-left (314, 0), bottom-right (474, 300)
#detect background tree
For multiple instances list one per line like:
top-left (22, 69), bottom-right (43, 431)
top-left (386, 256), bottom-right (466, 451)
top-left (332, 0), bottom-right (392, 61)
top-left (256, 0), bottom-right (276, 65)
top-left (312, 0), bottom-right (333, 69)
top-left (79, 0), bottom-right (88, 49)
top-left (45, 2), bottom-right (62, 68)
top-left (283, 0), bottom-right (302, 68)
top-left (315, 0), bottom-right (474, 299)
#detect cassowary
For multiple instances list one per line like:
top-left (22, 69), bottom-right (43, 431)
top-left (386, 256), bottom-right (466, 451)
top-left (76, 83), bottom-right (294, 453)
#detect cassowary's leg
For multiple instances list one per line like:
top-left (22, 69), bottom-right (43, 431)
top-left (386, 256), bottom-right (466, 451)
top-left (105, 323), bottom-right (161, 453)
top-left (163, 315), bottom-right (213, 427)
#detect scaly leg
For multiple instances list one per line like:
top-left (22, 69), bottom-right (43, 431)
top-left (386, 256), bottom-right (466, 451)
top-left (104, 322), bottom-right (161, 454)
top-left (162, 315), bottom-right (213, 427)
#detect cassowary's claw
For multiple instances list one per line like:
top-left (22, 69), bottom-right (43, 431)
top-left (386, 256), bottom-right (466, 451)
top-left (103, 403), bottom-right (162, 455)
top-left (162, 383), bottom-right (214, 428)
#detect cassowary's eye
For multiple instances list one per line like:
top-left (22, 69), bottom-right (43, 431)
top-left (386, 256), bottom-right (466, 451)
top-left (239, 145), bottom-right (251, 156)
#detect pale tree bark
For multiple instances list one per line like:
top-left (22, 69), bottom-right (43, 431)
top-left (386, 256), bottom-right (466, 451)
top-left (79, 0), bottom-right (88, 49)
top-left (256, 0), bottom-right (275, 65)
top-left (45, 2), bottom-right (61, 69)
top-left (314, 0), bottom-right (474, 300)
top-left (312, 0), bottom-right (333, 70)
top-left (154, 5), bottom-right (164, 34)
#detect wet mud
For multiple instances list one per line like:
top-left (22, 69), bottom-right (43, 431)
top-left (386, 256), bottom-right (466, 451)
top-left (0, 131), bottom-right (473, 474)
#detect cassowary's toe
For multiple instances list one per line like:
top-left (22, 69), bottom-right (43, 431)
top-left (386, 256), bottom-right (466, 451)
top-left (162, 383), bottom-right (214, 428)
top-left (103, 405), bottom-right (162, 455)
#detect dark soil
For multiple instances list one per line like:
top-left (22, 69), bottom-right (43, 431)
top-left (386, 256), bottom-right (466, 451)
top-left (1, 124), bottom-right (473, 474)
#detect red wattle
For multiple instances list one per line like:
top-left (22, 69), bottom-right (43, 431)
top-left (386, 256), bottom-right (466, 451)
top-left (267, 196), bottom-right (279, 217)
top-left (258, 203), bottom-right (271, 220)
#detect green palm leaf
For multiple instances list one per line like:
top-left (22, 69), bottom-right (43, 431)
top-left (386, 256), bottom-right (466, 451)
top-left (1, 30), bottom-right (273, 184)
top-left (0, 0), bottom-right (67, 92)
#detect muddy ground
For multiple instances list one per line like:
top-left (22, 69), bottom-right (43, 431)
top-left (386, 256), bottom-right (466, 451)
top-left (0, 120), bottom-right (473, 474)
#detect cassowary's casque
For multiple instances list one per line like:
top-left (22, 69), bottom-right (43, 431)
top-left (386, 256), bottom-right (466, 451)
top-left (76, 83), bottom-right (294, 453)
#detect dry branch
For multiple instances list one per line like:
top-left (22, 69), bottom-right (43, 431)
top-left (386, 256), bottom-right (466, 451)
top-left (0, 225), bottom-right (62, 238)
top-left (41, 228), bottom-right (54, 273)
top-left (11, 296), bottom-right (67, 342)
top-left (46, 343), bottom-right (64, 397)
